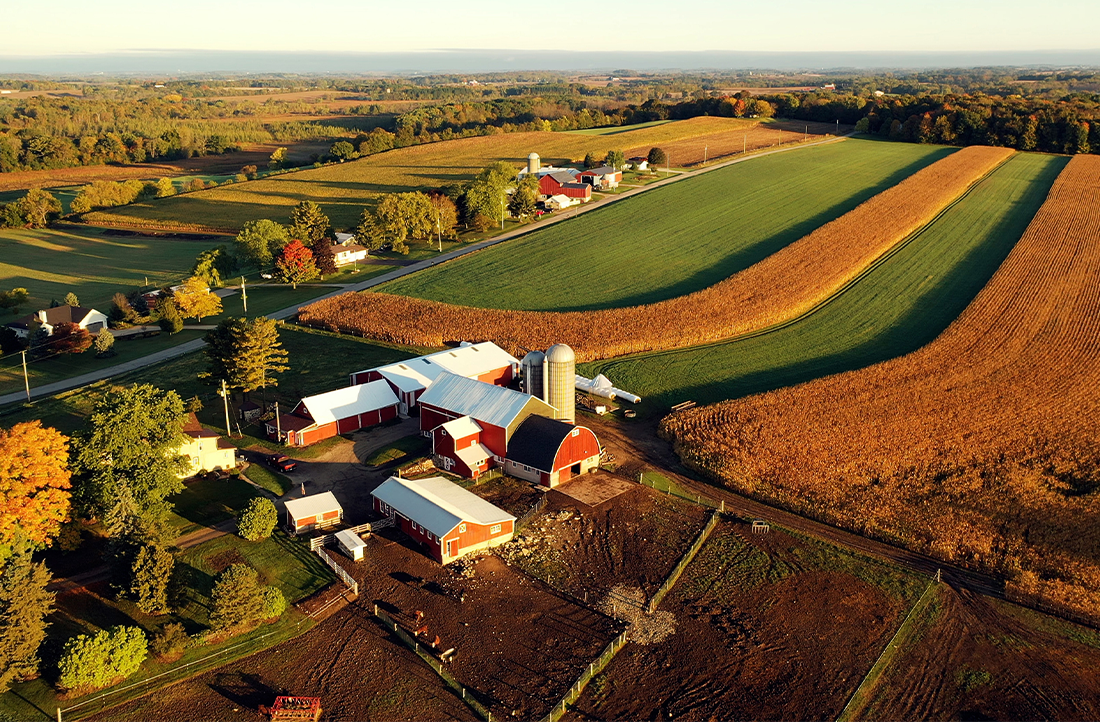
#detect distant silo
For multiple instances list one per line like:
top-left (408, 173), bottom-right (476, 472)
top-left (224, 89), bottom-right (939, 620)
top-left (521, 350), bottom-right (546, 402)
top-left (545, 343), bottom-right (575, 424)
top-left (527, 152), bottom-right (541, 175)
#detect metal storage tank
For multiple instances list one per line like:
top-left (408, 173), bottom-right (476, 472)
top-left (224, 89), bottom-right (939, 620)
top-left (527, 152), bottom-right (541, 175)
top-left (545, 343), bottom-right (575, 423)
top-left (521, 350), bottom-right (546, 402)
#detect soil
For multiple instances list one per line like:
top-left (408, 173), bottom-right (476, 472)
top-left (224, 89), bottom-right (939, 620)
top-left (501, 483), bottom-right (708, 601)
top-left (566, 520), bottom-right (912, 721)
top-left (863, 586), bottom-right (1100, 721)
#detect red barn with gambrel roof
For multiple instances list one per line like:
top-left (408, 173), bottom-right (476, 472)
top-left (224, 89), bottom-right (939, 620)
top-left (503, 415), bottom-right (601, 487)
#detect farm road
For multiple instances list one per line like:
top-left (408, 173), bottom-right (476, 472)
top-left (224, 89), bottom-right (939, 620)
top-left (0, 131), bottom-right (851, 409)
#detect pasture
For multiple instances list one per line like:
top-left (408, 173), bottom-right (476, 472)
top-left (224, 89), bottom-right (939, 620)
top-left (382, 138), bottom-right (952, 311)
top-left (87, 117), bottom-right (825, 232)
top-left (584, 152), bottom-right (1066, 407)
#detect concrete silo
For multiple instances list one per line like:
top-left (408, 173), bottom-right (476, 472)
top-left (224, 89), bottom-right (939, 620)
top-left (521, 350), bottom-right (546, 402)
top-left (545, 343), bottom-right (575, 423)
top-left (527, 152), bottom-right (541, 176)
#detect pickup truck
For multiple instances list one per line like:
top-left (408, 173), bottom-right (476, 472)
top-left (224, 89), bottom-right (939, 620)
top-left (268, 454), bottom-right (297, 473)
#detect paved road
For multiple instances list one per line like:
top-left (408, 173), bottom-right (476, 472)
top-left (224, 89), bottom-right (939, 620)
top-left (2, 133), bottom-right (851, 409)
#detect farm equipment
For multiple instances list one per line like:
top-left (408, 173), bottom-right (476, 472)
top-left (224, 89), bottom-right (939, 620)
top-left (265, 696), bottom-right (322, 721)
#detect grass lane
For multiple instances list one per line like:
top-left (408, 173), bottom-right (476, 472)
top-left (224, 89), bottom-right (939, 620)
top-left (382, 139), bottom-right (954, 311)
top-left (583, 152), bottom-right (1068, 410)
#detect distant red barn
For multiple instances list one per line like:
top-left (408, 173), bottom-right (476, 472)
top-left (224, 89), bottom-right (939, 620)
top-left (267, 380), bottom-right (399, 447)
top-left (538, 171), bottom-right (592, 201)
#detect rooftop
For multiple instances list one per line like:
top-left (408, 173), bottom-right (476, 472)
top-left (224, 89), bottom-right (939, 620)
top-left (372, 476), bottom-right (514, 538)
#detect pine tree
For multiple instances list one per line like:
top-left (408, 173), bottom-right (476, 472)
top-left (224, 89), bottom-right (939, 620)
top-left (353, 209), bottom-right (385, 251)
top-left (129, 544), bottom-right (173, 615)
top-left (204, 317), bottom-right (289, 394)
top-left (210, 563), bottom-right (265, 631)
top-left (288, 201), bottom-right (331, 247)
top-left (0, 551), bottom-right (54, 692)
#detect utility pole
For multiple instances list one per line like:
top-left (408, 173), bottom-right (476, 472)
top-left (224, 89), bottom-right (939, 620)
top-left (805, 125), bottom-right (808, 142)
top-left (500, 196), bottom-right (505, 231)
top-left (21, 350), bottom-right (29, 402)
top-left (704, 145), bottom-right (708, 165)
top-left (744, 134), bottom-right (747, 154)
top-left (436, 208), bottom-right (442, 252)
top-left (275, 401), bottom-right (281, 443)
top-left (221, 379), bottom-right (232, 436)
top-left (240, 276), bottom-right (247, 314)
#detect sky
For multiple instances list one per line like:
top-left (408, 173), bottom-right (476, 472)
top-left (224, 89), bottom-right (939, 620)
top-left (3, 0), bottom-right (1099, 57)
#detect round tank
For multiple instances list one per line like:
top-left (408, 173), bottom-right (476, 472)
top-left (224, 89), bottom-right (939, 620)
top-left (521, 350), bottom-right (546, 401)
top-left (527, 152), bottom-right (541, 175)
top-left (545, 344), bottom-right (576, 424)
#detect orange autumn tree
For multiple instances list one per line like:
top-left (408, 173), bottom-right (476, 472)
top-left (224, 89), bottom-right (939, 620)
top-left (0, 421), bottom-right (72, 561)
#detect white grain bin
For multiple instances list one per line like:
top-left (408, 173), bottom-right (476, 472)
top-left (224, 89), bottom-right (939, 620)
top-left (545, 343), bottom-right (576, 424)
top-left (527, 152), bottom-right (541, 175)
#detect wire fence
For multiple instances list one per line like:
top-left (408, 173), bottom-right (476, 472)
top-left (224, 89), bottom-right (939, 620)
top-left (372, 605), bottom-right (493, 721)
top-left (515, 495), bottom-right (548, 531)
top-left (647, 509), bottom-right (721, 613)
top-left (538, 628), bottom-right (630, 722)
top-left (637, 470), bottom-right (724, 511)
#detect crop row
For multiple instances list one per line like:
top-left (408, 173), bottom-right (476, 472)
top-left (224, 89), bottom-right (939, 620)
top-left (660, 154), bottom-right (1100, 620)
top-left (298, 145), bottom-right (1013, 361)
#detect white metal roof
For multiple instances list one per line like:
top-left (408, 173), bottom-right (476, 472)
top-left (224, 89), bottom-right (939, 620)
top-left (441, 416), bottom-right (482, 439)
top-left (300, 380), bottom-right (399, 425)
top-left (455, 442), bottom-right (493, 468)
top-left (419, 373), bottom-right (552, 430)
top-left (285, 491), bottom-right (342, 521)
top-left (356, 342), bottom-right (519, 394)
top-left (335, 232), bottom-right (356, 244)
top-left (372, 476), bottom-right (515, 538)
top-left (335, 528), bottom-right (367, 550)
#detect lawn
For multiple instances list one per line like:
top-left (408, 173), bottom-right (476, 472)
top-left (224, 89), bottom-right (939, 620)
top-left (167, 474), bottom-right (257, 537)
top-left (0, 223), bottom-right (225, 311)
top-left (87, 117), bottom-right (782, 231)
top-left (582, 152), bottom-right (1067, 410)
top-left (380, 139), bottom-right (954, 311)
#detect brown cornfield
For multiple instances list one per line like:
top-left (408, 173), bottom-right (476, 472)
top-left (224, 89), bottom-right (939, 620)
top-left (660, 154), bottom-right (1100, 621)
top-left (299, 146), bottom-right (1013, 362)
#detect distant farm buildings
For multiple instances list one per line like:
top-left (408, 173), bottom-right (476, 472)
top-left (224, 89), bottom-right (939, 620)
top-left (333, 233), bottom-right (369, 266)
top-left (8, 305), bottom-right (108, 338)
top-left (578, 166), bottom-right (622, 190)
top-left (268, 381), bottom-right (400, 447)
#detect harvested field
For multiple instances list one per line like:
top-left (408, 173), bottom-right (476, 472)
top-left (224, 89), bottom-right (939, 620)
top-left (382, 139), bottom-right (949, 311)
top-left (859, 585), bottom-right (1100, 721)
top-left (567, 520), bottom-right (922, 721)
top-left (500, 484), bottom-right (709, 600)
top-left (661, 154), bottom-right (1100, 620)
top-left (654, 119), bottom-right (845, 167)
top-left (299, 146), bottom-right (1012, 361)
top-left (88, 117), bottom-right (812, 231)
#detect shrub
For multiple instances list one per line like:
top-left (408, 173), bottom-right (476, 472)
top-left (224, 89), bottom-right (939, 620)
top-left (150, 623), bottom-right (188, 662)
top-left (260, 586), bottom-right (287, 620)
top-left (57, 626), bottom-right (147, 693)
top-left (237, 497), bottom-right (277, 542)
top-left (94, 328), bottom-right (115, 358)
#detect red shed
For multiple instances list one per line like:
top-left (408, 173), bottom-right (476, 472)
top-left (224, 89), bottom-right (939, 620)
top-left (432, 416), bottom-right (493, 479)
top-left (284, 492), bottom-right (343, 534)
top-left (372, 475), bottom-right (515, 564)
top-left (503, 415), bottom-right (602, 488)
top-left (267, 380), bottom-right (399, 447)
top-left (538, 171), bottom-right (592, 201)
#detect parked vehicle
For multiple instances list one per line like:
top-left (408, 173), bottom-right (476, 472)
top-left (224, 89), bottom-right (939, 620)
top-left (268, 454), bottom-right (297, 472)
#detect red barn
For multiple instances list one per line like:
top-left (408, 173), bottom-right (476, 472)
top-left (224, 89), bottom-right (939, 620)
top-left (349, 342), bottom-right (519, 415)
top-left (267, 380), bottom-right (399, 447)
top-left (503, 415), bottom-right (602, 487)
top-left (538, 171), bottom-right (592, 201)
top-left (372, 475), bottom-right (515, 564)
top-left (432, 416), bottom-right (493, 479)
top-left (418, 372), bottom-right (556, 462)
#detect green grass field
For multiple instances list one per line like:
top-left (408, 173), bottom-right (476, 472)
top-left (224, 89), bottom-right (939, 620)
top-left (381, 139), bottom-right (954, 311)
top-left (0, 224), bottom-right (225, 311)
top-left (582, 152), bottom-right (1067, 409)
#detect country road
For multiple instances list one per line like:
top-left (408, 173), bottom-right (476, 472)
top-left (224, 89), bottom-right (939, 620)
top-left (0, 131), bottom-right (851, 409)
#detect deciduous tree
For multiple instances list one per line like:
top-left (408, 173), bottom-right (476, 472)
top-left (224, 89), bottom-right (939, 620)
top-left (275, 239), bottom-right (318, 289)
top-left (190, 246), bottom-right (236, 288)
top-left (428, 192), bottom-right (459, 240)
top-left (234, 219), bottom-right (289, 269)
top-left (237, 497), bottom-right (277, 541)
top-left (94, 327), bottom-right (115, 357)
top-left (0, 551), bottom-right (54, 692)
top-left (329, 141), bottom-right (357, 162)
top-left (507, 178), bottom-right (538, 221)
top-left (57, 626), bottom-right (147, 693)
top-left (172, 276), bottom-right (222, 321)
top-left (313, 240), bottom-right (337, 277)
top-left (0, 287), bottom-right (29, 315)
top-left (64, 292), bottom-right (79, 307)
top-left (605, 149), bottom-right (626, 170)
top-left (0, 421), bottom-right (71, 561)
top-left (155, 298), bottom-right (184, 334)
top-left (52, 323), bottom-right (92, 355)
top-left (376, 192), bottom-right (434, 243)
top-left (646, 147), bottom-right (667, 166)
top-left (15, 189), bottom-right (62, 228)
top-left (268, 147), bottom-right (287, 169)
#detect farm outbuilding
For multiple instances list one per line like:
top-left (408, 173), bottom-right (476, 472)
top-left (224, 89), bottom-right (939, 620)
top-left (431, 415), bottom-right (494, 479)
top-left (350, 342), bottom-right (519, 415)
top-left (418, 372), bottom-right (557, 461)
top-left (336, 528), bottom-right (368, 561)
top-left (504, 415), bottom-right (602, 488)
top-left (538, 171), bottom-right (592, 201)
top-left (543, 194), bottom-right (579, 211)
top-left (267, 380), bottom-right (399, 447)
top-left (371, 475), bottom-right (515, 564)
top-left (285, 492), bottom-right (343, 534)
top-left (578, 166), bottom-right (622, 189)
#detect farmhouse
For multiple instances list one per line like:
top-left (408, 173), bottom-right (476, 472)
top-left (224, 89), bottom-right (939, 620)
top-left (267, 380), bottom-right (400, 447)
top-left (538, 171), bottom-right (592, 201)
top-left (543, 194), bottom-right (579, 211)
top-left (419, 372), bottom-right (556, 461)
top-left (177, 414), bottom-right (237, 478)
top-left (578, 166), bottom-right (623, 190)
top-left (372, 475), bottom-right (515, 563)
top-left (628, 156), bottom-right (649, 171)
top-left (503, 415), bottom-right (601, 487)
top-left (8, 306), bottom-right (108, 338)
top-left (350, 342), bottom-right (519, 415)
top-left (333, 233), bottom-right (369, 266)
top-left (285, 491), bottom-right (343, 534)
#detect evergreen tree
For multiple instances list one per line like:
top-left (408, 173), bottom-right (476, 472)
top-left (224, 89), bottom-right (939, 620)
top-left (203, 317), bottom-right (289, 395)
top-left (583, 152), bottom-right (600, 169)
top-left (288, 201), bottom-right (332, 247)
top-left (353, 209), bottom-right (385, 251)
top-left (63, 292), bottom-right (79, 307)
top-left (0, 551), bottom-right (54, 692)
top-left (210, 563), bottom-right (265, 631)
top-left (237, 497), bottom-right (277, 541)
top-left (129, 544), bottom-right (173, 615)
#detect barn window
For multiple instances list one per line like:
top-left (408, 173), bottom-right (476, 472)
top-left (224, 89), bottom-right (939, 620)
top-left (459, 523), bottom-right (467, 533)
top-left (571, 428), bottom-right (580, 437)
top-left (490, 524), bottom-right (501, 534)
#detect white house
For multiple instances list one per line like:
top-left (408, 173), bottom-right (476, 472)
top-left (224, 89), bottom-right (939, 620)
top-left (333, 233), bottom-right (369, 266)
top-left (7, 306), bottom-right (108, 339)
top-left (177, 414), bottom-right (237, 478)
top-left (543, 194), bottom-right (579, 211)
top-left (628, 156), bottom-right (649, 171)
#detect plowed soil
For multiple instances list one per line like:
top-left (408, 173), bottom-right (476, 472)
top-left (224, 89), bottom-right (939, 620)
top-left (862, 586), bottom-right (1100, 721)
top-left (566, 520), bottom-right (921, 721)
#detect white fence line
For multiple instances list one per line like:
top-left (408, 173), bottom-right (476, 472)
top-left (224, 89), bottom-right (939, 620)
top-left (309, 522), bottom-right (373, 551)
top-left (315, 548), bottom-right (359, 597)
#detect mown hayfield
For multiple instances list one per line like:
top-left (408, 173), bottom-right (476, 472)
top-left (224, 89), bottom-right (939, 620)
top-left (0, 224), bottom-right (225, 310)
top-left (383, 138), bottom-right (950, 311)
top-left (87, 117), bottom-right (819, 231)
top-left (585, 152), bottom-right (1064, 406)
top-left (300, 146), bottom-right (1012, 359)
top-left (660, 154), bottom-right (1100, 620)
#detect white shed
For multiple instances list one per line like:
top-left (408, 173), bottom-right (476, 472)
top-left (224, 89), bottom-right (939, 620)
top-left (336, 528), bottom-right (367, 561)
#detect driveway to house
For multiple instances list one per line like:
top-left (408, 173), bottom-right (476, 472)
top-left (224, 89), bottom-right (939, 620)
top-left (0, 133), bottom-right (852, 409)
